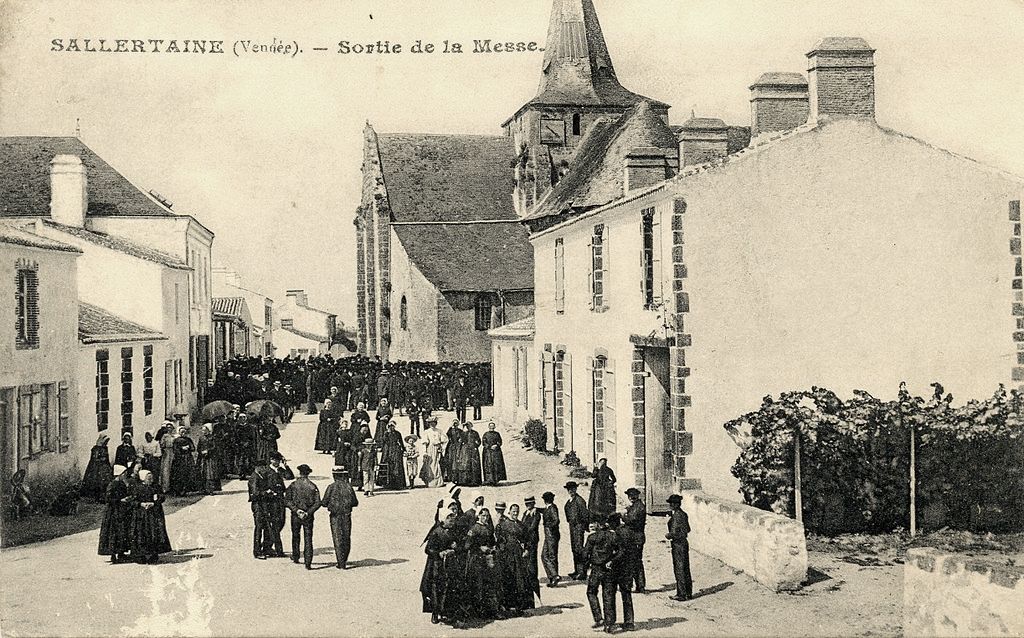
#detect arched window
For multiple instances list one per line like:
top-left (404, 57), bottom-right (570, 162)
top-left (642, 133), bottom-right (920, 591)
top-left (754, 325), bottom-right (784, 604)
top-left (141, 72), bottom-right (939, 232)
top-left (400, 295), bottom-right (408, 330)
top-left (572, 113), bottom-right (582, 136)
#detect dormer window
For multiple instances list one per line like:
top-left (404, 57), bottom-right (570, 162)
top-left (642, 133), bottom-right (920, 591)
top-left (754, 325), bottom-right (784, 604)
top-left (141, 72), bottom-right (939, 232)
top-left (572, 114), bottom-right (582, 136)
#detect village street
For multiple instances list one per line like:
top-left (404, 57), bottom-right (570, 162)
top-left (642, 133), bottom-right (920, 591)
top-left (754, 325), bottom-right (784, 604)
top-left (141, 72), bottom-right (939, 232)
top-left (0, 410), bottom-right (901, 637)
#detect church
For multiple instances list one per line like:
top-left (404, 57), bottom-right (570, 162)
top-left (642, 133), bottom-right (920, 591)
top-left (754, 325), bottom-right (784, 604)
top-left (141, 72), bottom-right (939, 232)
top-left (354, 0), bottom-right (675, 364)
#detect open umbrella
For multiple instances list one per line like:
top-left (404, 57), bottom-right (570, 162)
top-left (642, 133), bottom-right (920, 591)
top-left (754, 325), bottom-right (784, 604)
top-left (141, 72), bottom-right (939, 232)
top-left (202, 400), bottom-right (235, 421)
top-left (245, 400), bottom-right (284, 420)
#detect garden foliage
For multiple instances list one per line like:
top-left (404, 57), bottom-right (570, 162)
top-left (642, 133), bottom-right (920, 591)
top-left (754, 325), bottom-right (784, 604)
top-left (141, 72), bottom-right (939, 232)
top-left (726, 384), bottom-right (1024, 535)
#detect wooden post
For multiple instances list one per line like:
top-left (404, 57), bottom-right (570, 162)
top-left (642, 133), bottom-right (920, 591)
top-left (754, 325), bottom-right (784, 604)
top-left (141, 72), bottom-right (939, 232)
top-left (909, 418), bottom-right (917, 537)
top-left (794, 429), bottom-right (803, 522)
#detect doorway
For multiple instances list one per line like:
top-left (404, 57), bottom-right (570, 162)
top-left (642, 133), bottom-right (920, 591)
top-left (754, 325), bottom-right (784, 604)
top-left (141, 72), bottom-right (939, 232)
top-left (642, 347), bottom-right (672, 512)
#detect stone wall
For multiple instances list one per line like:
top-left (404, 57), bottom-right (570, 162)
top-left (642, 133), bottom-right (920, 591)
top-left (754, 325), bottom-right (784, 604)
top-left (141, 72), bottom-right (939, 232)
top-left (904, 548), bottom-right (1024, 637)
top-left (680, 490), bottom-right (807, 592)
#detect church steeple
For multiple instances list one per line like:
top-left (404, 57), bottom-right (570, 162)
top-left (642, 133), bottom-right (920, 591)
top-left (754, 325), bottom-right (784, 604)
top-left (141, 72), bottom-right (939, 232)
top-left (504, 0), bottom-right (671, 217)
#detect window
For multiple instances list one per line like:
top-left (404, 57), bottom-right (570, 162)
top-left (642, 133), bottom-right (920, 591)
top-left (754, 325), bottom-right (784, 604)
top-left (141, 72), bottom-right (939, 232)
top-left (513, 348), bottom-right (521, 407)
top-left (400, 295), bottom-right (408, 330)
top-left (164, 360), bottom-right (173, 418)
top-left (572, 113), bottom-right (582, 136)
top-left (15, 262), bottom-right (39, 349)
top-left (120, 347), bottom-right (133, 430)
top-left (592, 357), bottom-right (606, 456)
top-left (58, 381), bottom-right (69, 451)
top-left (96, 349), bottom-right (110, 431)
top-left (554, 238), bottom-right (565, 314)
top-left (143, 345), bottom-right (154, 416)
top-left (521, 348), bottom-right (529, 410)
top-left (265, 304), bottom-right (273, 327)
top-left (175, 283), bottom-right (181, 323)
top-left (19, 384), bottom-right (52, 457)
top-left (174, 359), bottom-right (183, 407)
top-left (281, 318), bottom-right (294, 328)
top-left (641, 206), bottom-right (663, 308)
top-left (474, 295), bottom-right (492, 331)
top-left (590, 224), bottom-right (608, 311)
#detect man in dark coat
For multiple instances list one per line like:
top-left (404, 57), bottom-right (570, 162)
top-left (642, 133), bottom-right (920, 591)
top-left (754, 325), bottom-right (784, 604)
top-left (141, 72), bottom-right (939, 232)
top-left (453, 377), bottom-right (468, 423)
top-left (248, 458), bottom-right (280, 560)
top-left (521, 496), bottom-right (542, 595)
top-left (564, 481), bottom-right (591, 580)
top-left (540, 491), bottom-right (561, 587)
top-left (481, 422), bottom-right (506, 486)
top-left (607, 513), bottom-right (636, 630)
top-left (321, 467), bottom-right (359, 569)
top-left (583, 517), bottom-right (618, 631)
top-left (666, 494), bottom-right (693, 601)
top-left (285, 463), bottom-right (321, 569)
top-left (622, 487), bottom-right (647, 593)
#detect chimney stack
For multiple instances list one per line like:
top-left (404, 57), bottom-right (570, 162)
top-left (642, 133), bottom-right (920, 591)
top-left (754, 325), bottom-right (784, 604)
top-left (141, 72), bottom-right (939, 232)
top-left (286, 289), bottom-right (308, 307)
top-left (678, 117), bottom-right (729, 167)
top-left (749, 72), bottom-right (810, 138)
top-left (807, 37), bottom-right (875, 122)
top-left (623, 147), bottom-right (677, 194)
top-left (49, 154), bottom-right (87, 227)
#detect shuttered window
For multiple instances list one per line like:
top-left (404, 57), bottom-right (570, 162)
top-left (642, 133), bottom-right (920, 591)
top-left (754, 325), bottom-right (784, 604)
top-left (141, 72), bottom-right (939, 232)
top-left (554, 238), bottom-right (565, 314)
top-left (15, 264), bottom-right (39, 350)
top-left (58, 381), bottom-right (70, 452)
top-left (96, 350), bottom-right (110, 431)
top-left (121, 347), bottom-right (134, 430)
top-left (641, 206), bottom-right (663, 309)
top-left (143, 345), bottom-right (154, 416)
top-left (590, 224), bottom-right (609, 311)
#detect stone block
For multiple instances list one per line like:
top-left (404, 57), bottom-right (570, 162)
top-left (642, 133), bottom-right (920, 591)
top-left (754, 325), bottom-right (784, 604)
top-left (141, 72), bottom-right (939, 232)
top-left (675, 431), bottom-right (694, 455)
top-left (631, 386), bottom-right (644, 402)
top-left (1014, 303), bottom-right (1024, 317)
top-left (673, 198), bottom-right (687, 217)
top-left (1013, 367), bottom-right (1024, 382)
top-left (1012, 238), bottom-right (1021, 256)
top-left (1011, 200), bottom-right (1021, 222)
top-left (632, 417), bottom-right (646, 435)
top-left (674, 263), bottom-right (688, 279)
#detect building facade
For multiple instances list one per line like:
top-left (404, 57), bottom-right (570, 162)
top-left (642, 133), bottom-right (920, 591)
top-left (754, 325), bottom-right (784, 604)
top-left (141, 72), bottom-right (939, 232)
top-left (523, 36), bottom-right (1024, 506)
top-left (212, 266), bottom-right (274, 356)
top-left (212, 296), bottom-right (254, 366)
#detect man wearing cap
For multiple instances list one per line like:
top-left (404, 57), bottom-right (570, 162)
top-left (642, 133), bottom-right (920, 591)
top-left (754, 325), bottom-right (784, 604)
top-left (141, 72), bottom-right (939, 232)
top-left (285, 464), bottom-right (321, 569)
top-left (267, 452), bottom-right (293, 556)
top-left (582, 516), bottom-right (618, 631)
top-left (248, 458), bottom-right (281, 560)
top-left (564, 481), bottom-right (591, 580)
top-left (540, 491), bottom-right (561, 586)
top-left (607, 513), bottom-right (636, 630)
top-left (622, 487), bottom-right (647, 593)
top-left (665, 494), bottom-right (693, 601)
top-left (321, 468), bottom-right (359, 569)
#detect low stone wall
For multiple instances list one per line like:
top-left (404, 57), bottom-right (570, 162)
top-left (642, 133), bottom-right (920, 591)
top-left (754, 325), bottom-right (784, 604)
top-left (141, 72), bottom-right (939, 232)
top-left (904, 548), bottom-right (1024, 637)
top-left (681, 490), bottom-right (807, 591)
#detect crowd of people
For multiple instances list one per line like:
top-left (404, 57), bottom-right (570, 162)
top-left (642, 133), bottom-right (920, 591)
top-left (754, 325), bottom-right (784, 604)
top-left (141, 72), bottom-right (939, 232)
top-left (207, 354), bottom-right (493, 421)
top-left (419, 481), bottom-right (694, 631)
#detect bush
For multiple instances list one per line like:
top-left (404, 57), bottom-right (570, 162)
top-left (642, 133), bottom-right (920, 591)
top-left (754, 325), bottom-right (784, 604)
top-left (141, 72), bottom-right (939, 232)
top-left (523, 418), bottom-right (547, 452)
top-left (726, 384), bottom-right (1024, 535)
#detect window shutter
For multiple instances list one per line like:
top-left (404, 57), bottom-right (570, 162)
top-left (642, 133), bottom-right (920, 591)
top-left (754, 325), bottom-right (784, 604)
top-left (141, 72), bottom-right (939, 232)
top-left (26, 270), bottom-right (39, 346)
top-left (563, 352), bottom-right (573, 450)
top-left (605, 358), bottom-right (617, 452)
top-left (585, 356), bottom-right (596, 462)
top-left (58, 381), bottom-right (70, 451)
top-left (603, 225), bottom-right (610, 310)
top-left (18, 388), bottom-right (31, 460)
top-left (651, 209), bottom-right (663, 306)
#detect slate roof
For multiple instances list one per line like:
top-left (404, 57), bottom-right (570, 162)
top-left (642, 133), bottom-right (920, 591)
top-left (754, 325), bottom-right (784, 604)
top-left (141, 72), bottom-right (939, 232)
top-left (79, 302), bottom-right (164, 344)
top-left (526, 101), bottom-right (678, 222)
top-left (376, 134), bottom-right (518, 223)
top-left (393, 221), bottom-right (533, 292)
top-left (0, 136), bottom-right (176, 218)
top-left (750, 72), bottom-right (808, 88)
top-left (212, 296), bottom-right (247, 318)
top-left (280, 324), bottom-right (328, 344)
top-left (42, 219), bottom-right (190, 270)
top-left (0, 222), bottom-right (81, 253)
top-left (487, 315), bottom-right (535, 339)
top-left (809, 36), bottom-right (874, 54)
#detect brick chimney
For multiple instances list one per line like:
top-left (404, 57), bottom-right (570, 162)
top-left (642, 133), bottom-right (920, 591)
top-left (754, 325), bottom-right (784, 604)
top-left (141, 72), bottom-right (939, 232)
top-left (286, 289), bottom-right (308, 307)
top-left (624, 147), bottom-right (678, 193)
top-left (49, 154), bottom-right (87, 227)
top-left (807, 37), bottom-right (875, 122)
top-left (749, 72), bottom-right (810, 137)
top-left (678, 117), bottom-right (728, 167)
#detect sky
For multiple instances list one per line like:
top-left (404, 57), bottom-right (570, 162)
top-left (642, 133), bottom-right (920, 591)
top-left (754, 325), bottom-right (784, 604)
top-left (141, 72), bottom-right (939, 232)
top-left (2, 0), bottom-right (1024, 327)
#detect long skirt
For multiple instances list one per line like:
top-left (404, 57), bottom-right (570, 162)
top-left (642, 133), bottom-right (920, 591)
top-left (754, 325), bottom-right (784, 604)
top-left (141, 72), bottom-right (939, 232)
top-left (131, 506), bottom-right (172, 559)
top-left (98, 503), bottom-right (131, 556)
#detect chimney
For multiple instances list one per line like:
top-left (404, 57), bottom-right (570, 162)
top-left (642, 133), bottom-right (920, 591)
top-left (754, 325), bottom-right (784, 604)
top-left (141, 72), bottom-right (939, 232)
top-left (749, 72), bottom-right (810, 137)
top-left (623, 147), bottom-right (677, 194)
top-left (678, 117), bottom-right (728, 167)
top-left (286, 289), bottom-right (308, 307)
top-left (807, 37), bottom-right (875, 122)
top-left (49, 154), bottom-right (87, 227)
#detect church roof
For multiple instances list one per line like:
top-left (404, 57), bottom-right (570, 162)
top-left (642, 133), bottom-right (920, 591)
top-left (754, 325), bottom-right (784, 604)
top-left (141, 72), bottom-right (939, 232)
top-left (525, 101), bottom-right (678, 222)
top-left (504, 0), bottom-right (668, 125)
top-left (0, 136), bottom-right (177, 218)
top-left (393, 221), bottom-right (534, 292)
top-left (376, 133), bottom-right (518, 223)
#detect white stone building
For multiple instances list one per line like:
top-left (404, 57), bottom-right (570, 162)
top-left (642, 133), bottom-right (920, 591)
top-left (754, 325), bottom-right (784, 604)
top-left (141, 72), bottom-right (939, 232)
top-left (212, 266), bottom-right (274, 356)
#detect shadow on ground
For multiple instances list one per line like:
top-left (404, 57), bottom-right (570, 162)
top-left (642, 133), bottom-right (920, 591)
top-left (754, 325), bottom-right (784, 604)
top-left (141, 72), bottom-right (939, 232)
top-left (632, 616), bottom-right (688, 631)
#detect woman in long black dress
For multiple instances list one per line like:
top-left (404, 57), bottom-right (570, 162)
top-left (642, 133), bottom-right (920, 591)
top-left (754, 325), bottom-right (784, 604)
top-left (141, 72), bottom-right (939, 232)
top-left (421, 514), bottom-right (457, 624)
top-left (114, 432), bottom-right (138, 468)
top-left (588, 457), bottom-right (617, 522)
top-left (442, 420), bottom-right (463, 483)
top-left (98, 465), bottom-right (132, 563)
top-left (255, 418), bottom-right (280, 463)
top-left (455, 423), bottom-right (482, 487)
top-left (496, 503), bottom-right (533, 614)
top-left (314, 399), bottom-right (338, 453)
top-left (197, 423), bottom-right (221, 494)
top-left (464, 508), bottom-right (499, 619)
top-left (169, 427), bottom-right (197, 496)
top-left (379, 421), bottom-right (409, 490)
top-left (82, 435), bottom-right (114, 502)
top-left (129, 470), bottom-right (172, 563)
top-left (481, 421), bottom-right (507, 486)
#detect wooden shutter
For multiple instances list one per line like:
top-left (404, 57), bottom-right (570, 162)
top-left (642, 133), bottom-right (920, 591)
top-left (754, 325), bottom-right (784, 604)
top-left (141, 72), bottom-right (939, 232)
top-left (585, 356), bottom-right (597, 463)
top-left (58, 381), bottom-right (70, 452)
top-left (651, 208), bottom-right (663, 306)
top-left (605, 358), bottom-right (617, 459)
top-left (26, 270), bottom-right (39, 347)
top-left (18, 388), bottom-right (31, 460)
top-left (603, 225), bottom-right (610, 309)
top-left (563, 353), bottom-right (573, 452)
